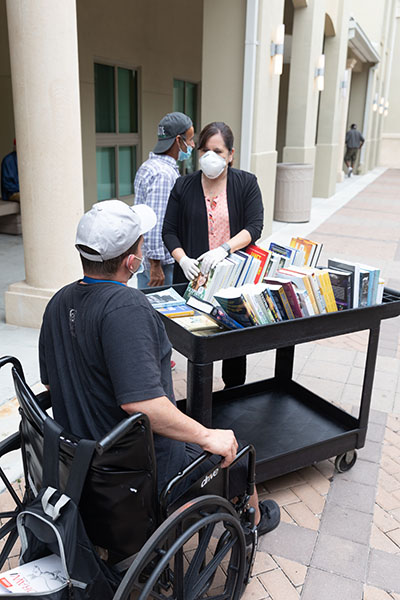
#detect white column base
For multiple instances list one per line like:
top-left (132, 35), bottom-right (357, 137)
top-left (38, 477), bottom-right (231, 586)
top-left (5, 281), bottom-right (56, 329)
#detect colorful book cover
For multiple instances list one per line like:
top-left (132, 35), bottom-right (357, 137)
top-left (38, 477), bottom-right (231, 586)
top-left (146, 287), bottom-right (187, 308)
top-left (0, 554), bottom-right (67, 594)
top-left (177, 314), bottom-right (222, 332)
top-left (245, 244), bottom-right (271, 283)
top-left (327, 259), bottom-right (360, 308)
top-left (183, 263), bottom-right (218, 302)
top-left (186, 295), bottom-right (244, 329)
top-left (266, 285), bottom-right (291, 320)
top-left (358, 269), bottom-right (370, 308)
top-left (263, 277), bottom-right (304, 318)
top-left (214, 290), bottom-right (255, 327)
top-left (326, 268), bottom-right (352, 311)
top-left (277, 267), bottom-right (319, 314)
top-left (261, 288), bottom-right (281, 321)
top-left (357, 263), bottom-right (380, 305)
top-left (156, 304), bottom-right (195, 318)
top-left (316, 270), bottom-right (338, 312)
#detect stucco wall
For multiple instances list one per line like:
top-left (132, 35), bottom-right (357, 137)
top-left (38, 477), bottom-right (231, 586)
top-left (380, 14), bottom-right (400, 167)
top-left (349, 0), bottom-right (385, 45)
top-left (76, 0), bottom-right (203, 209)
top-left (0, 0), bottom-right (15, 171)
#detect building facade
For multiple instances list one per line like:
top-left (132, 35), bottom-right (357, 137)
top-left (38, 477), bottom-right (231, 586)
top-left (1, 0), bottom-right (399, 328)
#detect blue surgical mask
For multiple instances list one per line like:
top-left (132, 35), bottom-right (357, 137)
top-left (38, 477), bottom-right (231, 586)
top-left (135, 262), bottom-right (144, 275)
top-left (178, 139), bottom-right (193, 162)
top-left (130, 254), bottom-right (144, 276)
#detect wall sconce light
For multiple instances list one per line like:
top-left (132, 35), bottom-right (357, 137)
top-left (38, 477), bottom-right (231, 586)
top-left (378, 96), bottom-right (385, 114)
top-left (270, 24), bottom-right (285, 75)
top-left (384, 101), bottom-right (389, 117)
top-left (372, 93), bottom-right (378, 112)
top-left (340, 70), bottom-right (348, 98)
top-left (315, 54), bottom-right (325, 91)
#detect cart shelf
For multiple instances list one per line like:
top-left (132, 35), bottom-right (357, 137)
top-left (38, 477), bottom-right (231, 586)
top-left (145, 286), bottom-right (400, 479)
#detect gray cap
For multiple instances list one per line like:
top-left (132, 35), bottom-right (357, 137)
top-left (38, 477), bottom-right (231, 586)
top-left (75, 200), bottom-right (156, 262)
top-left (153, 112), bottom-right (193, 153)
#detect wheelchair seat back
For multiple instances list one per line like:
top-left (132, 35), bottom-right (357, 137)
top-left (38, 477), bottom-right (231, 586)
top-left (12, 366), bottom-right (159, 565)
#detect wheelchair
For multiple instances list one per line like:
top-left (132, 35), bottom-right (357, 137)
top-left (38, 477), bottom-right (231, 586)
top-left (0, 356), bottom-right (258, 599)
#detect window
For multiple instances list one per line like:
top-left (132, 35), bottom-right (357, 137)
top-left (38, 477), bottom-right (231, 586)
top-left (173, 79), bottom-right (198, 174)
top-left (95, 63), bottom-right (139, 201)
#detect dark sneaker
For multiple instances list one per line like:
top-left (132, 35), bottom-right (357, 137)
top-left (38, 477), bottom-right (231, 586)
top-left (244, 499), bottom-right (280, 546)
top-left (257, 500), bottom-right (280, 537)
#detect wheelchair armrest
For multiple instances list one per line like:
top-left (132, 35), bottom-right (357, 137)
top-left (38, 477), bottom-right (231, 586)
top-left (0, 431), bottom-right (21, 457)
top-left (159, 444), bottom-right (256, 517)
top-left (96, 412), bottom-right (150, 454)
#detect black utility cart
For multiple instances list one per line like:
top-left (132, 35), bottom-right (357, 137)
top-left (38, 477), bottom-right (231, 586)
top-left (152, 285), bottom-right (400, 482)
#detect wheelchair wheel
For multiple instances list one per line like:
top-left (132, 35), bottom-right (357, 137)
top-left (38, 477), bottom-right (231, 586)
top-left (0, 433), bottom-right (26, 570)
top-left (114, 495), bottom-right (247, 600)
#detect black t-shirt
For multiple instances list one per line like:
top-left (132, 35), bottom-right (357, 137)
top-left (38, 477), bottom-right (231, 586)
top-left (39, 280), bottom-right (185, 492)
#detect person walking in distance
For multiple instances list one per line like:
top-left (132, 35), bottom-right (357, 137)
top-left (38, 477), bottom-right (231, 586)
top-left (344, 124), bottom-right (364, 177)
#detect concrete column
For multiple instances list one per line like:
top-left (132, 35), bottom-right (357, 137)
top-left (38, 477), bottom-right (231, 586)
top-left (336, 61), bottom-right (356, 181)
top-left (375, 0), bottom-right (397, 167)
top-left (251, 0), bottom-right (285, 235)
top-left (359, 64), bottom-right (378, 173)
top-left (5, 0), bottom-right (84, 328)
top-left (313, 0), bottom-right (351, 197)
top-left (201, 0), bottom-right (246, 164)
top-left (282, 0), bottom-right (326, 166)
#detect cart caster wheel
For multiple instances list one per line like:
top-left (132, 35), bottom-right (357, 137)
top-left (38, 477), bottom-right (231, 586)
top-left (335, 450), bottom-right (357, 473)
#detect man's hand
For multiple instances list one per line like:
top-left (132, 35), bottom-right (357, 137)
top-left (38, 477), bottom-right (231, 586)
top-left (200, 428), bottom-right (238, 468)
top-left (149, 259), bottom-right (165, 287)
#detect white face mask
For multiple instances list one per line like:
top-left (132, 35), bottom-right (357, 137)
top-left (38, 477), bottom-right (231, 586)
top-left (199, 151), bottom-right (227, 179)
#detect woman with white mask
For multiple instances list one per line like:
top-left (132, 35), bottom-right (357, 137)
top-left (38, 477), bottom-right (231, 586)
top-left (162, 121), bottom-right (264, 388)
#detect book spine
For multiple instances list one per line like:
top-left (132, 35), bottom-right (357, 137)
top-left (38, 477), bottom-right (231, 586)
top-left (215, 296), bottom-right (254, 327)
top-left (371, 270), bottom-right (380, 305)
top-left (282, 282), bottom-right (304, 318)
top-left (309, 274), bottom-right (326, 314)
top-left (277, 287), bottom-right (295, 319)
top-left (269, 288), bottom-right (288, 320)
top-left (258, 292), bottom-right (275, 323)
top-left (241, 293), bottom-right (259, 325)
top-left (251, 292), bottom-right (271, 324)
top-left (262, 289), bottom-right (280, 321)
top-left (210, 307), bottom-right (244, 329)
top-left (322, 272), bottom-right (338, 312)
top-left (317, 273), bottom-right (337, 312)
top-left (295, 289), bottom-right (310, 317)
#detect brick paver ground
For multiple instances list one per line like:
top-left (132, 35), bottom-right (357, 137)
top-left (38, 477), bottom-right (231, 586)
top-left (0, 169), bottom-right (400, 598)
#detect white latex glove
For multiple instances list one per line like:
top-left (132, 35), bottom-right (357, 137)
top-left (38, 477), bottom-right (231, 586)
top-left (179, 255), bottom-right (200, 281)
top-left (198, 246), bottom-right (228, 275)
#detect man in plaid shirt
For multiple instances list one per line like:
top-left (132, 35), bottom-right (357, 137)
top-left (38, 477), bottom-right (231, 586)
top-left (134, 112), bottom-right (195, 288)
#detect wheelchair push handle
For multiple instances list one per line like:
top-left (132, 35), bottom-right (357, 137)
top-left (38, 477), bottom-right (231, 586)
top-left (0, 355), bottom-right (25, 380)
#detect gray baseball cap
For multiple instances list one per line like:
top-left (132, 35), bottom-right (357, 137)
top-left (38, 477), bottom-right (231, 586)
top-left (75, 200), bottom-right (156, 262)
top-left (153, 112), bottom-right (193, 153)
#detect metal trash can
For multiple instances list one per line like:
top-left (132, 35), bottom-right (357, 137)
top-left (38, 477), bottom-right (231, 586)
top-left (274, 163), bottom-right (314, 223)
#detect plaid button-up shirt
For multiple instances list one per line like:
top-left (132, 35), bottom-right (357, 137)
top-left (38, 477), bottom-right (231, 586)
top-left (134, 152), bottom-right (179, 270)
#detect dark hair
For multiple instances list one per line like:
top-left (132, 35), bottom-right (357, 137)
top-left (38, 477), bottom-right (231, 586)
top-left (351, 123), bottom-right (357, 129)
top-left (78, 237), bottom-right (141, 276)
top-left (198, 122), bottom-right (234, 153)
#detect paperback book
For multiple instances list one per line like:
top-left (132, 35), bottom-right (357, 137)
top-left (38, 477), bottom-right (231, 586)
top-left (0, 554), bottom-right (67, 594)
top-left (186, 295), bottom-right (244, 329)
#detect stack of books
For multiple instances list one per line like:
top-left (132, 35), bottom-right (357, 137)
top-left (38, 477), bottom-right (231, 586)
top-left (146, 288), bottom-right (240, 335)
top-left (145, 239), bottom-right (384, 333)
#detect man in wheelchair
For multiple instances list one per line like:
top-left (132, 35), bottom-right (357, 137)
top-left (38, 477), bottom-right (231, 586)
top-left (38, 200), bottom-right (280, 544)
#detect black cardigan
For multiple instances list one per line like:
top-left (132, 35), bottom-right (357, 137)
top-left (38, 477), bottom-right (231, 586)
top-left (162, 168), bottom-right (264, 283)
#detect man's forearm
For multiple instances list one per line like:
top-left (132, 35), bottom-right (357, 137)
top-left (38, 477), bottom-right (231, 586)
top-left (121, 396), bottom-right (238, 467)
top-left (122, 396), bottom-right (208, 444)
